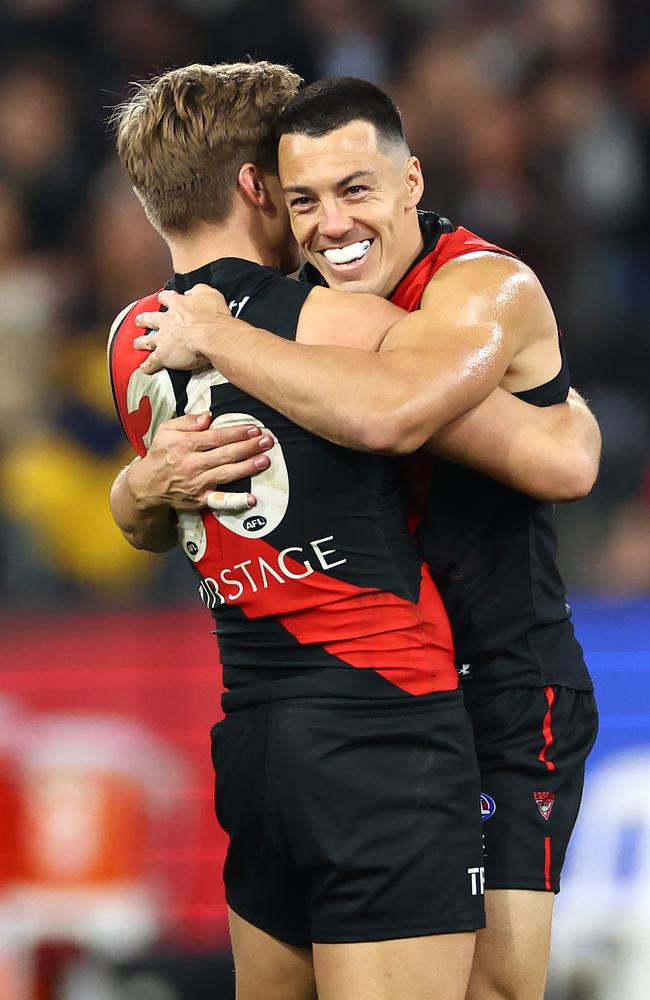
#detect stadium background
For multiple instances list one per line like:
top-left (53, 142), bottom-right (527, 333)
top-left (0, 0), bottom-right (648, 997)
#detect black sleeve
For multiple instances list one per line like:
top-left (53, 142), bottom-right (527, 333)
top-left (298, 260), bottom-right (328, 287)
top-left (198, 258), bottom-right (316, 343)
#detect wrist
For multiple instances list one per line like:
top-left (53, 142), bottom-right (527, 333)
top-left (188, 316), bottom-right (239, 361)
top-left (125, 456), bottom-right (167, 512)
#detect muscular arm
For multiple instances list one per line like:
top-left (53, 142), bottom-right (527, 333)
top-left (138, 255), bottom-right (548, 454)
top-left (134, 258), bottom-right (599, 499)
top-left (429, 388), bottom-right (601, 501)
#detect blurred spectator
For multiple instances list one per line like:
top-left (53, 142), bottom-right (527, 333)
top-left (0, 0), bottom-right (647, 606)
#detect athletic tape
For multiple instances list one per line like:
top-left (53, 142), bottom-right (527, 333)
top-left (206, 491), bottom-right (251, 514)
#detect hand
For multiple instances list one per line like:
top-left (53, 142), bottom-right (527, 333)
top-left (134, 284), bottom-right (236, 374)
top-left (127, 413), bottom-right (274, 512)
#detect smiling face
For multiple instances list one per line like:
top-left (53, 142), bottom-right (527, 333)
top-left (279, 120), bottom-right (425, 296)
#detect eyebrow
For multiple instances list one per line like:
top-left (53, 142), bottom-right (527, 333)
top-left (282, 169), bottom-right (377, 195)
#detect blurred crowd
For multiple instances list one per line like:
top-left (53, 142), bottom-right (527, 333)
top-left (0, 0), bottom-right (648, 610)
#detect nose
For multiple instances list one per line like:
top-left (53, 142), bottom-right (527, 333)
top-left (318, 201), bottom-right (354, 241)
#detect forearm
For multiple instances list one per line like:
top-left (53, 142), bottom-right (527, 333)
top-left (428, 388), bottom-right (600, 501)
top-left (190, 319), bottom-right (485, 455)
top-left (110, 459), bottom-right (177, 552)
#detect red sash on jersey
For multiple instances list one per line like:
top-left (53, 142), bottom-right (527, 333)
top-left (108, 293), bottom-right (458, 697)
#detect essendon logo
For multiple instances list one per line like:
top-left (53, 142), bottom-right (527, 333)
top-left (533, 791), bottom-right (555, 821)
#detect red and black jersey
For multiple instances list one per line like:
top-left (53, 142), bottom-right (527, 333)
top-left (389, 213), bottom-right (592, 691)
top-left (109, 258), bottom-right (457, 709)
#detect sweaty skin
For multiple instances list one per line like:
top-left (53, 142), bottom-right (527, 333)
top-left (134, 267), bottom-right (599, 501)
top-left (134, 121), bottom-right (598, 488)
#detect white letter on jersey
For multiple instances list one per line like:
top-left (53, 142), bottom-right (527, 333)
top-left (311, 536), bottom-right (347, 571)
top-left (467, 866), bottom-right (486, 896)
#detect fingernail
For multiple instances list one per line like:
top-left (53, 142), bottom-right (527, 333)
top-left (259, 435), bottom-right (272, 448)
top-left (254, 456), bottom-right (270, 468)
top-left (195, 413), bottom-right (210, 423)
top-left (246, 427), bottom-right (261, 437)
top-left (247, 494), bottom-right (256, 508)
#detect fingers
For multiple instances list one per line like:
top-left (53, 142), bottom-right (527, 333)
top-left (134, 334), bottom-right (156, 351)
top-left (196, 451), bottom-right (271, 491)
top-left (205, 491), bottom-right (256, 513)
top-left (158, 289), bottom-right (176, 307)
top-left (162, 412), bottom-right (212, 431)
top-left (135, 312), bottom-right (161, 330)
top-left (139, 354), bottom-right (163, 375)
top-left (197, 434), bottom-right (273, 464)
top-left (186, 427), bottom-right (272, 453)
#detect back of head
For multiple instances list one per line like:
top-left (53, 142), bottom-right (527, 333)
top-left (115, 62), bottom-right (302, 237)
top-left (278, 77), bottom-right (409, 154)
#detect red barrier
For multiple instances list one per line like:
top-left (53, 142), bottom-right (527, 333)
top-left (0, 608), bottom-right (229, 948)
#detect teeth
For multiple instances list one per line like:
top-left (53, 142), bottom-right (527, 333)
top-left (323, 240), bottom-right (371, 265)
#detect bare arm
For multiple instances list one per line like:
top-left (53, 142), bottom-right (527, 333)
top-left (109, 414), bottom-right (274, 552)
top-left (429, 388), bottom-right (601, 501)
top-left (136, 256), bottom-right (543, 454)
top-left (132, 259), bottom-right (598, 501)
top-left (110, 458), bottom-right (178, 552)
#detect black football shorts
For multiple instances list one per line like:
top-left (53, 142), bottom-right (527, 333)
top-left (210, 690), bottom-right (485, 947)
top-left (462, 684), bottom-right (598, 893)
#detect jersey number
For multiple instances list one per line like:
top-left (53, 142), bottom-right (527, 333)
top-left (178, 369), bottom-right (290, 560)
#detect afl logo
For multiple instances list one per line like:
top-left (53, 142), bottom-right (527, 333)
top-left (243, 515), bottom-right (267, 532)
top-left (480, 793), bottom-right (496, 821)
top-left (186, 541), bottom-right (199, 556)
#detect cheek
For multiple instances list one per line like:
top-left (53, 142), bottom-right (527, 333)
top-left (288, 215), bottom-right (308, 245)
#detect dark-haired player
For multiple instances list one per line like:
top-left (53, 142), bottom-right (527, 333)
top-left (136, 77), bottom-right (599, 1000)
top-left (111, 61), bottom-right (495, 1000)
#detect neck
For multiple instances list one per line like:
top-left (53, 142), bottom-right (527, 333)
top-left (377, 216), bottom-right (424, 298)
top-left (167, 210), bottom-right (280, 275)
top-left (400, 210), bottom-right (425, 273)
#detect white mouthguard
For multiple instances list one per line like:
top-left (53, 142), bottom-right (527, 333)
top-left (323, 240), bottom-right (371, 265)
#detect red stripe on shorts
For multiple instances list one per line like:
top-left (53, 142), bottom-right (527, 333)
top-left (544, 836), bottom-right (552, 891)
top-left (539, 686), bottom-right (556, 772)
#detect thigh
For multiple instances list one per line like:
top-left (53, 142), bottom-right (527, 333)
top-left (466, 889), bottom-right (554, 1000)
top-left (466, 686), bottom-right (598, 891)
top-left (272, 693), bottom-right (485, 944)
top-left (314, 932), bottom-right (476, 1000)
top-left (211, 712), bottom-right (311, 948)
top-left (229, 908), bottom-right (317, 1000)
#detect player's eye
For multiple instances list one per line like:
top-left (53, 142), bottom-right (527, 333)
top-left (345, 185), bottom-right (369, 197)
top-left (289, 196), bottom-right (314, 210)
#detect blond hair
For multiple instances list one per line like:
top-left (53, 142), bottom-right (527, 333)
top-left (114, 62), bottom-right (302, 235)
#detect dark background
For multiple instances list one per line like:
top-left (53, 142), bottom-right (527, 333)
top-left (0, 0), bottom-right (648, 608)
top-left (0, 3), bottom-right (648, 999)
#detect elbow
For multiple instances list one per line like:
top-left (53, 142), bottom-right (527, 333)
top-left (564, 458), bottom-right (599, 501)
top-left (356, 409), bottom-right (430, 456)
top-left (547, 455), bottom-right (599, 503)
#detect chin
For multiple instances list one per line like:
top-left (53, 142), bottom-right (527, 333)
top-left (330, 272), bottom-right (386, 296)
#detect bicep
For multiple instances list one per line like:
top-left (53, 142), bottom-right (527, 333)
top-left (377, 304), bottom-right (513, 417)
top-left (296, 287), bottom-right (404, 349)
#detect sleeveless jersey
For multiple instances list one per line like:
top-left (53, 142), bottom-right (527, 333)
top-left (108, 257), bottom-right (457, 710)
top-left (389, 213), bottom-right (592, 691)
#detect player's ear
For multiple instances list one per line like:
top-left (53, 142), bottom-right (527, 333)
top-left (404, 156), bottom-right (424, 209)
top-left (238, 163), bottom-right (267, 208)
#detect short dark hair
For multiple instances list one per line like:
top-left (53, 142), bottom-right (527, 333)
top-left (278, 77), bottom-right (409, 152)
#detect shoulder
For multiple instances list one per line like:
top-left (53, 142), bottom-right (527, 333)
top-left (422, 252), bottom-right (549, 321)
top-left (107, 291), bottom-right (172, 457)
top-left (107, 292), bottom-right (161, 357)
